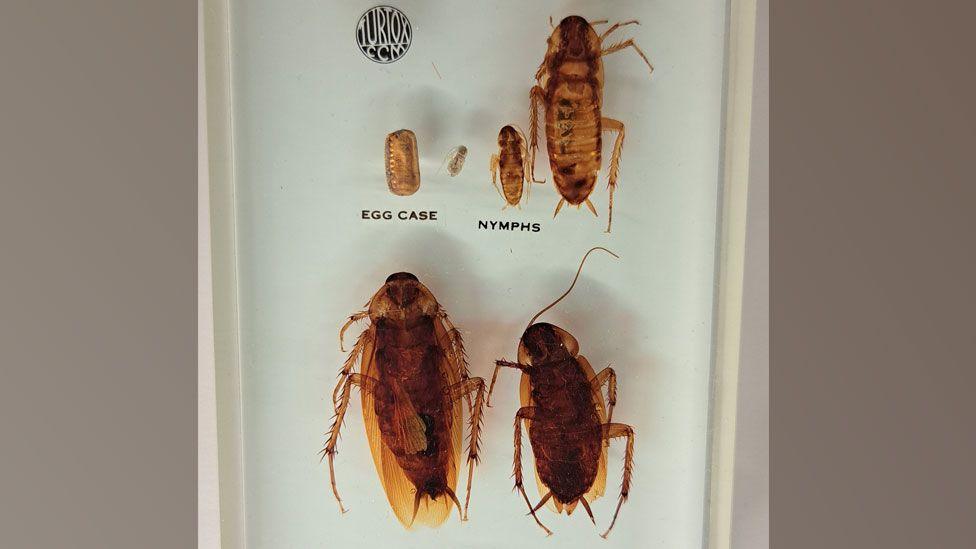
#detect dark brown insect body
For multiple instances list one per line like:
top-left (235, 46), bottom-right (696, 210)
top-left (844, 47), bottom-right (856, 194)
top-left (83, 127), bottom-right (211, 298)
top-left (324, 272), bottom-right (486, 528)
top-left (488, 248), bottom-right (635, 538)
top-left (490, 125), bottom-right (541, 208)
top-left (530, 16), bottom-right (654, 232)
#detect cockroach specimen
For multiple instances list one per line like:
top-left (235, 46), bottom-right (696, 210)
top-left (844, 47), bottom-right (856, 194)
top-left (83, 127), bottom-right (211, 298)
top-left (529, 16), bottom-right (654, 232)
top-left (323, 272), bottom-right (486, 528)
top-left (385, 129), bottom-right (421, 196)
top-left (489, 125), bottom-right (544, 209)
top-left (440, 146), bottom-right (468, 177)
top-left (487, 247), bottom-right (635, 538)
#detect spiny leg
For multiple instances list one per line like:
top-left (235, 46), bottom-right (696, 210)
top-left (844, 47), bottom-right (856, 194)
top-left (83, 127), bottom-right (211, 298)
top-left (601, 118), bottom-right (626, 233)
top-left (514, 406), bottom-right (552, 536)
top-left (600, 20), bottom-right (639, 41)
top-left (339, 310), bottom-right (368, 352)
top-left (590, 366), bottom-right (618, 422)
top-left (487, 359), bottom-right (528, 407)
top-left (321, 373), bottom-right (378, 514)
top-left (602, 39), bottom-right (654, 74)
top-left (600, 423), bottom-right (636, 538)
top-left (447, 377), bottom-right (487, 520)
top-left (332, 329), bottom-right (371, 409)
top-left (437, 309), bottom-right (474, 413)
top-left (529, 86), bottom-right (546, 185)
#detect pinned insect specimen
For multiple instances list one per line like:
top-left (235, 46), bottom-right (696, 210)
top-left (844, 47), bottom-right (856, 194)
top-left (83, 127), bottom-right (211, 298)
top-left (323, 272), bottom-right (486, 528)
top-left (439, 146), bottom-right (468, 177)
top-left (489, 125), bottom-right (544, 209)
top-left (487, 247), bottom-right (635, 538)
top-left (385, 129), bottom-right (421, 196)
top-left (529, 16), bottom-right (654, 232)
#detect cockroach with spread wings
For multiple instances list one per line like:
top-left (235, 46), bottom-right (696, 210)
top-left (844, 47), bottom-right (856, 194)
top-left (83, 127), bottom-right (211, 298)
top-left (488, 247), bottom-right (636, 538)
top-left (323, 272), bottom-right (486, 528)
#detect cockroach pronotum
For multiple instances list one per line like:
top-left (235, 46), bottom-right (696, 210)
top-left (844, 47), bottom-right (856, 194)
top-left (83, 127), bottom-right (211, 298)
top-left (385, 129), bottom-right (421, 196)
top-left (487, 247), bottom-right (635, 538)
top-left (322, 272), bottom-right (486, 528)
top-left (440, 145), bottom-right (468, 177)
top-left (489, 125), bottom-right (544, 209)
top-left (529, 16), bottom-right (654, 232)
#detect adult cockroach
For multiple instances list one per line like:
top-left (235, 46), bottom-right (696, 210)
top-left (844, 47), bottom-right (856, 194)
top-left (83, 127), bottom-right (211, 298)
top-left (385, 129), bottom-right (421, 196)
top-left (489, 125), bottom-right (544, 209)
top-left (440, 145), bottom-right (468, 177)
top-left (487, 247), bottom-right (635, 538)
top-left (322, 272), bottom-right (486, 528)
top-left (529, 16), bottom-right (654, 232)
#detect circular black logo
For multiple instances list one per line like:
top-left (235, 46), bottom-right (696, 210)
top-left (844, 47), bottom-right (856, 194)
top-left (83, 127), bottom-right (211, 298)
top-left (356, 6), bottom-right (412, 64)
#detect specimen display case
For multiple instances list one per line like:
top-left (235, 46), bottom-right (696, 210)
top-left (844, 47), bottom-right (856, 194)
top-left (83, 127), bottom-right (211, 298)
top-left (203, 1), bottom-right (759, 547)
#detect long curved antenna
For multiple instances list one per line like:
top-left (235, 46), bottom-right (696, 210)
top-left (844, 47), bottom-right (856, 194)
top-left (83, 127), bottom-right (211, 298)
top-left (526, 247), bottom-right (619, 330)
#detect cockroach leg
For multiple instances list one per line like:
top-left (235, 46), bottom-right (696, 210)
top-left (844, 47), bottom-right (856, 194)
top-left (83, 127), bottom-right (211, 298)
top-left (437, 310), bottom-right (474, 414)
top-left (447, 377), bottom-right (486, 520)
top-left (323, 373), bottom-right (379, 514)
top-left (584, 198), bottom-right (598, 217)
top-left (599, 422), bottom-right (636, 539)
top-left (514, 407), bottom-right (552, 536)
top-left (489, 153), bottom-right (506, 200)
top-left (590, 366), bottom-right (618, 423)
top-left (553, 198), bottom-right (566, 218)
top-left (339, 310), bottom-right (368, 352)
top-left (599, 19), bottom-right (639, 41)
top-left (332, 330), bottom-right (371, 409)
top-left (487, 359), bottom-right (529, 407)
top-left (601, 117), bottom-right (626, 233)
top-left (601, 38), bottom-right (655, 74)
top-left (529, 86), bottom-right (546, 183)
top-left (578, 496), bottom-right (597, 525)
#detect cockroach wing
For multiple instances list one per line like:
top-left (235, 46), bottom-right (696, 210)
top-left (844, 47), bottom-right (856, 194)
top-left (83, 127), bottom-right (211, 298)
top-left (360, 321), bottom-right (463, 529)
top-left (576, 355), bottom-right (609, 503)
top-left (519, 354), bottom-right (608, 515)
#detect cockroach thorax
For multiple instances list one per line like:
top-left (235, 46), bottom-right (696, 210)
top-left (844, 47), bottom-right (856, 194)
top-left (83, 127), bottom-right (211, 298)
top-left (520, 322), bottom-right (575, 364)
top-left (370, 273), bottom-right (438, 319)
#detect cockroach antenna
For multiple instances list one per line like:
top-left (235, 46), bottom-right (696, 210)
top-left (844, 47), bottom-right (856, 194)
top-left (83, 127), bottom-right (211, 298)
top-left (526, 247), bottom-right (619, 330)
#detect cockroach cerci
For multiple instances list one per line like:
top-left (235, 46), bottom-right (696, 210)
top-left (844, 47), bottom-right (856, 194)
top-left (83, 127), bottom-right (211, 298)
top-left (441, 146), bottom-right (468, 177)
top-left (489, 125), bottom-right (544, 209)
top-left (323, 272), bottom-right (486, 528)
top-left (529, 16), bottom-right (654, 232)
top-left (487, 247), bottom-right (636, 538)
top-left (385, 129), bottom-right (421, 196)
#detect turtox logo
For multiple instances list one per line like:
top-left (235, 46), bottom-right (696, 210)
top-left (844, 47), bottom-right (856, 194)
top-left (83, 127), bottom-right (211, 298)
top-left (356, 6), bottom-right (412, 64)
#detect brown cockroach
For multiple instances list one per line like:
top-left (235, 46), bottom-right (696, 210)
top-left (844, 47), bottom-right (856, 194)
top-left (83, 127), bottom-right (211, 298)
top-left (385, 129), bottom-right (421, 196)
top-left (489, 125), bottom-right (544, 209)
top-left (440, 145), bottom-right (468, 177)
top-left (529, 16), bottom-right (654, 232)
top-left (322, 272), bottom-right (486, 528)
top-left (487, 247), bottom-right (635, 538)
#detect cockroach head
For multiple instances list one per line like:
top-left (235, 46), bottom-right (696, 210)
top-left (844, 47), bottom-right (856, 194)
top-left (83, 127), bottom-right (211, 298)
top-left (519, 323), bottom-right (569, 363)
top-left (553, 15), bottom-right (600, 58)
top-left (373, 272), bottom-right (437, 317)
top-left (498, 125), bottom-right (519, 145)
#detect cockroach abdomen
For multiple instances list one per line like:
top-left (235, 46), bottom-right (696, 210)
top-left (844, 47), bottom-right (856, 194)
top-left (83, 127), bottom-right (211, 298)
top-left (385, 129), bottom-right (421, 196)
